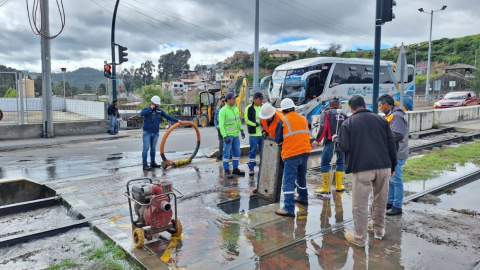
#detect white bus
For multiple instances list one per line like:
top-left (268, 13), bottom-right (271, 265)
top-left (260, 57), bottom-right (415, 123)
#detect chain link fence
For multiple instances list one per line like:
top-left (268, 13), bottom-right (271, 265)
top-left (0, 72), bottom-right (111, 125)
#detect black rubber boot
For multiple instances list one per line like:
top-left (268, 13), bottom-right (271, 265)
top-left (249, 169), bottom-right (255, 176)
top-left (232, 168), bottom-right (245, 176)
top-left (150, 161), bottom-right (161, 168)
top-left (225, 169), bottom-right (234, 179)
top-left (386, 206), bottom-right (402, 216)
top-left (387, 203), bottom-right (393, 210)
top-left (143, 163), bottom-right (151, 171)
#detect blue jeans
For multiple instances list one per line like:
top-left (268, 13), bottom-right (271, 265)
top-left (321, 141), bottom-right (344, 172)
top-left (388, 159), bottom-right (406, 208)
top-left (142, 131), bottom-right (159, 164)
top-left (109, 115), bottom-right (117, 134)
top-left (282, 153), bottom-right (309, 213)
top-left (248, 136), bottom-right (263, 170)
top-left (223, 135), bottom-right (240, 171)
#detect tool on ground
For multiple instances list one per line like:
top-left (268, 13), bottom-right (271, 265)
top-left (124, 178), bottom-right (184, 248)
top-left (160, 121), bottom-right (201, 169)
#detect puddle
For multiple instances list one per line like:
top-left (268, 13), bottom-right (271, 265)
top-left (404, 162), bottom-right (480, 193)
top-left (436, 178), bottom-right (480, 212)
top-left (217, 196), bottom-right (273, 215)
top-left (0, 205), bottom-right (79, 239)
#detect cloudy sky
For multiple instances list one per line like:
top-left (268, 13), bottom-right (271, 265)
top-left (0, 0), bottom-right (478, 73)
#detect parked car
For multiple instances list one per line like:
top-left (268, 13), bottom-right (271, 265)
top-left (433, 91), bottom-right (480, 108)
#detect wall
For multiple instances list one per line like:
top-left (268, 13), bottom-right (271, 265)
top-left (0, 120), bottom-right (109, 140)
top-left (407, 105), bottom-right (480, 132)
top-left (65, 99), bottom-right (105, 119)
top-left (0, 98), bottom-right (65, 112)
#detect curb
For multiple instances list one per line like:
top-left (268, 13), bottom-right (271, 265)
top-left (0, 134), bottom-right (130, 151)
top-left (207, 145), bottom-right (323, 159)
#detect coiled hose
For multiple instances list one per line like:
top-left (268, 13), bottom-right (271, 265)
top-left (160, 121), bottom-right (201, 169)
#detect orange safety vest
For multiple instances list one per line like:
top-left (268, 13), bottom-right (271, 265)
top-left (280, 112), bottom-right (311, 160)
top-left (260, 111), bottom-right (284, 138)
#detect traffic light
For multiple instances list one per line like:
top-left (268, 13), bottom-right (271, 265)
top-left (104, 64), bottom-right (112, 78)
top-left (382, 0), bottom-right (396, 24)
top-left (118, 45), bottom-right (128, 64)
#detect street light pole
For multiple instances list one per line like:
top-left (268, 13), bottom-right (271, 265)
top-left (419, 6), bottom-right (447, 105)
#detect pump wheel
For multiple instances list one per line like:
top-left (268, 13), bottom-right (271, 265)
top-left (170, 219), bottom-right (182, 237)
top-left (132, 228), bottom-right (145, 248)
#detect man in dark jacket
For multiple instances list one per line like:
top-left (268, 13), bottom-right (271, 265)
top-left (140, 95), bottom-right (182, 171)
top-left (312, 98), bottom-right (348, 195)
top-left (107, 100), bottom-right (119, 135)
top-left (377, 94), bottom-right (409, 216)
top-left (334, 95), bottom-right (397, 247)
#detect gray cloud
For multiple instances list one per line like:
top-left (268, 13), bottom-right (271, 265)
top-left (0, 0), bottom-right (478, 72)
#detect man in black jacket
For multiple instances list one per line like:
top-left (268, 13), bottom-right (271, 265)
top-left (107, 100), bottom-right (119, 135)
top-left (334, 95), bottom-right (397, 248)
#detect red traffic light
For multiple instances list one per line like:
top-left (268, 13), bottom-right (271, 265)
top-left (104, 64), bottom-right (112, 78)
top-left (105, 64), bottom-right (111, 71)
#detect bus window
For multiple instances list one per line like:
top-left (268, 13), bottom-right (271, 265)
top-left (330, 63), bottom-right (347, 86)
top-left (345, 65), bottom-right (362, 84)
top-left (407, 66), bottom-right (414, 83)
top-left (379, 66), bottom-right (393, 83)
top-left (284, 67), bottom-right (309, 104)
top-left (307, 63), bottom-right (331, 100)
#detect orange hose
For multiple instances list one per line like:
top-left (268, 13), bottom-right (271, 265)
top-left (159, 121), bottom-right (201, 164)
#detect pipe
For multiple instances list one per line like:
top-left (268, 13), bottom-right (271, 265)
top-left (160, 121), bottom-right (201, 169)
top-left (160, 201), bottom-right (171, 212)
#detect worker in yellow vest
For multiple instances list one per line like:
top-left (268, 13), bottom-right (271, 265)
top-left (274, 98), bottom-right (311, 217)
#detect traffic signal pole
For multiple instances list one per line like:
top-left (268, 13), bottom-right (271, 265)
top-left (111, 0), bottom-right (120, 102)
top-left (372, 0), bottom-right (383, 114)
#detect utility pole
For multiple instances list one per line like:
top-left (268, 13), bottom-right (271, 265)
top-left (41, 0), bottom-right (53, 137)
top-left (372, 0), bottom-right (383, 113)
top-left (414, 49), bottom-right (417, 98)
top-left (111, 0), bottom-right (120, 101)
top-left (253, 0), bottom-right (259, 93)
top-left (425, 10), bottom-right (433, 104)
top-left (19, 72), bottom-right (25, 125)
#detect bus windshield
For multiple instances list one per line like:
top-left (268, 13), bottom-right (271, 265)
top-left (269, 70), bottom-right (286, 101)
top-left (284, 68), bottom-right (309, 104)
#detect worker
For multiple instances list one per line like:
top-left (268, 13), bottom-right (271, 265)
top-left (214, 96), bottom-right (226, 161)
top-left (219, 92), bottom-right (245, 179)
top-left (140, 95), bottom-right (182, 171)
top-left (259, 103), bottom-right (284, 138)
top-left (312, 98), bottom-right (348, 195)
top-left (274, 98), bottom-right (311, 217)
top-left (244, 92), bottom-right (264, 176)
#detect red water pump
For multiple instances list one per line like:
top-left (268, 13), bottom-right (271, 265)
top-left (132, 183), bottom-right (172, 228)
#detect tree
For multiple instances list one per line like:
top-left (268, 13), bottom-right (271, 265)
top-left (138, 85), bottom-right (173, 109)
top-left (468, 68), bottom-right (480, 94)
top-left (97, 83), bottom-right (107, 95)
top-left (140, 60), bottom-right (155, 86)
top-left (53, 80), bottom-right (71, 96)
top-left (5, 87), bottom-right (17, 98)
top-left (121, 68), bottom-right (133, 92)
top-left (158, 49), bottom-right (191, 81)
top-left (83, 83), bottom-right (93, 92)
top-left (34, 76), bottom-right (42, 95)
top-left (321, 43), bottom-right (342, 56)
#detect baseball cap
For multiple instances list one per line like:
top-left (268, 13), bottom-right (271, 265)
top-left (253, 92), bottom-right (264, 99)
top-left (225, 92), bottom-right (237, 100)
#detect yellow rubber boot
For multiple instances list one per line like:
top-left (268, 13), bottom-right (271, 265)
top-left (315, 173), bottom-right (331, 194)
top-left (335, 171), bottom-right (345, 192)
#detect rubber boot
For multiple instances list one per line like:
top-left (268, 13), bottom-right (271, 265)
top-left (315, 173), bottom-right (331, 194)
top-left (335, 171), bottom-right (345, 192)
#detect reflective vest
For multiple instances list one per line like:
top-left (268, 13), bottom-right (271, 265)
top-left (218, 104), bottom-right (243, 137)
top-left (261, 111), bottom-right (284, 138)
top-left (280, 112), bottom-right (311, 160)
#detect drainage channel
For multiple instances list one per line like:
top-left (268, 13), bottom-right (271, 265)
top-left (253, 168), bottom-right (480, 261)
top-left (0, 179), bottom-right (89, 248)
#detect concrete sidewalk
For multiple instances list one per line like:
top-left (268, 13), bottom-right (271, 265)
top-left (0, 131), bottom-right (133, 151)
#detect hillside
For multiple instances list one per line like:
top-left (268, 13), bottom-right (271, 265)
top-left (27, 67), bottom-right (104, 90)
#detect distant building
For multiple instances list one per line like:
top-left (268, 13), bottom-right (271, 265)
top-left (443, 64), bottom-right (476, 77)
top-left (20, 77), bottom-right (35, 97)
top-left (223, 70), bottom-right (245, 80)
top-left (268, 49), bottom-right (302, 59)
top-left (222, 51), bottom-right (251, 64)
top-left (75, 93), bottom-right (98, 101)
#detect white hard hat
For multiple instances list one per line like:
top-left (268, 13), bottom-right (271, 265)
top-left (151, 95), bottom-right (161, 105)
top-left (259, 103), bottom-right (276, 119)
top-left (280, 98), bottom-right (295, 111)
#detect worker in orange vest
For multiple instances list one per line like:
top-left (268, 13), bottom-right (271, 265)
top-left (259, 103), bottom-right (284, 138)
top-left (274, 98), bottom-right (311, 217)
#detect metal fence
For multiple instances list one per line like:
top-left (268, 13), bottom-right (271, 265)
top-left (0, 72), bottom-right (109, 125)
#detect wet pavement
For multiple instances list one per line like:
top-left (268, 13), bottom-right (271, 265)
top-left (1, 129), bottom-right (480, 269)
top-left (436, 178), bottom-right (480, 212)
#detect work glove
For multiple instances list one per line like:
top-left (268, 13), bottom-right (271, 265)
top-left (241, 130), bottom-right (245, 139)
top-left (224, 137), bottom-right (231, 143)
top-left (255, 122), bottom-right (260, 127)
top-left (262, 130), bottom-right (268, 139)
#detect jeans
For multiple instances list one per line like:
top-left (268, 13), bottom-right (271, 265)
top-left (223, 135), bottom-right (240, 171)
top-left (217, 128), bottom-right (224, 159)
top-left (248, 136), bottom-right (263, 170)
top-left (321, 141), bottom-right (344, 172)
top-left (282, 153), bottom-right (309, 213)
top-left (109, 115), bottom-right (117, 134)
top-left (142, 131), bottom-right (159, 164)
top-left (388, 159), bottom-right (406, 208)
